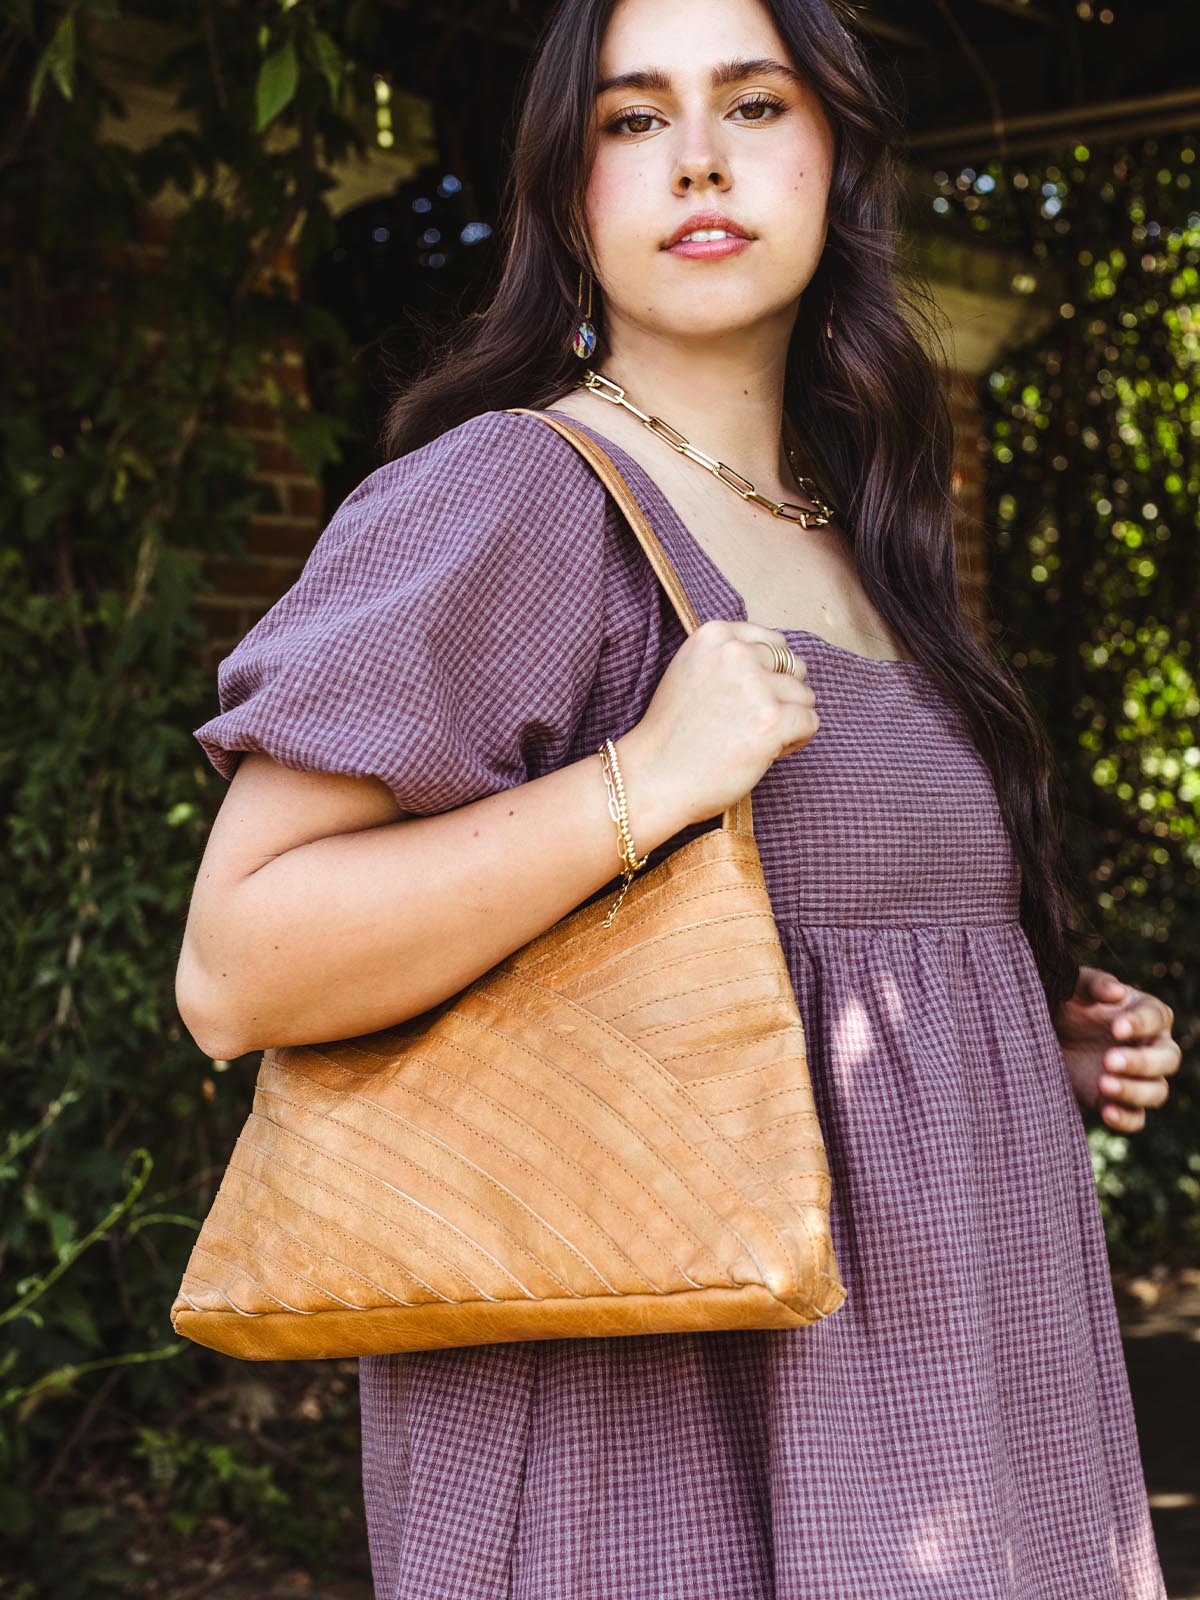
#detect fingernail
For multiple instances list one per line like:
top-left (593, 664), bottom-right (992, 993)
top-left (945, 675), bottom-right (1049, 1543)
top-left (1108, 1050), bottom-right (1126, 1068)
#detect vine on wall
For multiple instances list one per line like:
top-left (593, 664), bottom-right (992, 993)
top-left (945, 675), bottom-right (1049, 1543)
top-left (929, 133), bottom-right (1200, 1262)
top-left (1, 3), bottom-right (398, 1589)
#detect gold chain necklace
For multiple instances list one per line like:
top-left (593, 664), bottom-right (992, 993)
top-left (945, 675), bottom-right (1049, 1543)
top-left (576, 367), bottom-right (836, 529)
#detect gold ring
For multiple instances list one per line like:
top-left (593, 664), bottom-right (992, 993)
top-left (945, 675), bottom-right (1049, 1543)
top-left (767, 642), bottom-right (796, 675)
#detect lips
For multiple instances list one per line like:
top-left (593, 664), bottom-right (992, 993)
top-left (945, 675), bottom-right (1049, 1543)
top-left (663, 211), bottom-right (754, 249)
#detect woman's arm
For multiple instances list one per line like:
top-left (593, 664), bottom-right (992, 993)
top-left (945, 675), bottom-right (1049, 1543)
top-left (175, 730), bottom-right (688, 1061)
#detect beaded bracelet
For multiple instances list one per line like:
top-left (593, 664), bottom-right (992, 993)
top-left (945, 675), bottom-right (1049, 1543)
top-left (597, 736), bottom-right (649, 927)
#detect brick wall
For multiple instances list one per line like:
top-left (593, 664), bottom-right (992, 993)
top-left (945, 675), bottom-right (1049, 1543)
top-left (194, 358), bottom-right (324, 675)
top-left (168, 225), bottom-right (325, 676)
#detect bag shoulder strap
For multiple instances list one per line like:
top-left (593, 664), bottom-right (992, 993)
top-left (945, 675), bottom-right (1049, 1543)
top-left (504, 407), bottom-right (752, 838)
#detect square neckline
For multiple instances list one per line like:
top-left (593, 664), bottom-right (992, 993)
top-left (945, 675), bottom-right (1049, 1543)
top-left (534, 406), bottom-right (923, 671)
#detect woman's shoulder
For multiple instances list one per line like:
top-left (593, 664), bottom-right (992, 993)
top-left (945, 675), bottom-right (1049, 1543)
top-left (195, 412), bottom-right (634, 808)
top-left (341, 407), bottom-right (614, 539)
top-left (261, 407), bottom-right (624, 623)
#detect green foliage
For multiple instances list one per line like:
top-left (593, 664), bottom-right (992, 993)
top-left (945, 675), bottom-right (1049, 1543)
top-left (129, 1416), bottom-right (359, 1566)
top-left (931, 135), bottom-right (1200, 1267)
top-left (0, 1), bottom-right (418, 1590)
top-left (132, 1426), bottom-right (290, 1534)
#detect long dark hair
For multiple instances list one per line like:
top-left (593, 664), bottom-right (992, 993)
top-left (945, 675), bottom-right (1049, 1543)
top-left (380, 0), bottom-right (1099, 1017)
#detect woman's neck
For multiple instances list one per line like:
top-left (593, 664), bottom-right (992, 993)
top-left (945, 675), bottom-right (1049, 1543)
top-left (579, 329), bottom-right (797, 497)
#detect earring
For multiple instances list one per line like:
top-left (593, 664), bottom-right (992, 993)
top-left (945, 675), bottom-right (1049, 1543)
top-left (573, 267), bottom-right (597, 360)
top-left (825, 286), bottom-right (836, 342)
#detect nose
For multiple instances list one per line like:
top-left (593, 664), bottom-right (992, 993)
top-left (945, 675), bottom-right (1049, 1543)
top-left (672, 148), bottom-right (731, 195)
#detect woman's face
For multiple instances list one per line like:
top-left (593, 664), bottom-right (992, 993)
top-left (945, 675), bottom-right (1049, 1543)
top-left (584, 0), bottom-right (836, 350)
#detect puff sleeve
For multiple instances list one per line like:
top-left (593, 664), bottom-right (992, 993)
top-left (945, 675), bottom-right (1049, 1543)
top-left (192, 410), bottom-right (614, 815)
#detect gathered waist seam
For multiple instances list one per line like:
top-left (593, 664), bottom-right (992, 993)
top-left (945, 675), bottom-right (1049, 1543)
top-left (778, 916), bottom-right (1022, 930)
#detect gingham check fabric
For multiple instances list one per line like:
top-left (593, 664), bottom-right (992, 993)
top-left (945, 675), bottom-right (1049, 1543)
top-left (195, 409), bottom-right (1166, 1600)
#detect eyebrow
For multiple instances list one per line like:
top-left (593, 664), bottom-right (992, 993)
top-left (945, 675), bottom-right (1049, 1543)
top-left (595, 56), bottom-right (803, 98)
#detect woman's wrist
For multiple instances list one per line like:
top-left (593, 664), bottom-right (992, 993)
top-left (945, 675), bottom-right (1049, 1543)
top-left (608, 726), bottom-right (692, 856)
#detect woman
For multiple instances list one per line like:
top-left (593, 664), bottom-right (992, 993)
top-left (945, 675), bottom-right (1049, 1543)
top-left (176, 0), bottom-right (1179, 1594)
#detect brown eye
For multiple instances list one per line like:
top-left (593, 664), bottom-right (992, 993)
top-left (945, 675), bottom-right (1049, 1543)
top-left (604, 107), bottom-right (663, 136)
top-left (734, 94), bottom-right (785, 122)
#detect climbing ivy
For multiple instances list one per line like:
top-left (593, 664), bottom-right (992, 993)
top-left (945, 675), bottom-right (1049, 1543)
top-left (930, 133), bottom-right (1200, 1263)
top-left (1, 2), bottom-right (404, 1591)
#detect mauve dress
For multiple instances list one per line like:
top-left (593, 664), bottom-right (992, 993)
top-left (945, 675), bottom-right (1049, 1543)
top-left (193, 407), bottom-right (1167, 1600)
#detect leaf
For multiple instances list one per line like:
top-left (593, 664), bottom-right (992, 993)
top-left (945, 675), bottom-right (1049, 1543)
top-left (46, 10), bottom-right (76, 99)
top-left (28, 10), bottom-right (76, 119)
top-left (310, 29), bottom-right (343, 104)
top-left (58, 1299), bottom-right (102, 1351)
top-left (48, 1209), bottom-right (76, 1259)
top-left (281, 405), bottom-right (352, 477)
top-left (255, 39), bottom-right (299, 133)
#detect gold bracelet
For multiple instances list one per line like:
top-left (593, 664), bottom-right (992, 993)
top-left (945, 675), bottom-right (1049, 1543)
top-left (608, 738), bottom-right (649, 878)
top-left (597, 737), bottom-right (649, 927)
top-left (601, 738), bottom-right (641, 871)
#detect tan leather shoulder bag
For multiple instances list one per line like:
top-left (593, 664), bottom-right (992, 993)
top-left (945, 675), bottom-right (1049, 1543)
top-left (170, 411), bottom-right (847, 1360)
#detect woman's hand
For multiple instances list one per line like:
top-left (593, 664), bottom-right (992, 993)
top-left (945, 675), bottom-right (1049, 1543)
top-left (1052, 965), bottom-right (1181, 1132)
top-left (625, 619), bottom-right (820, 828)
